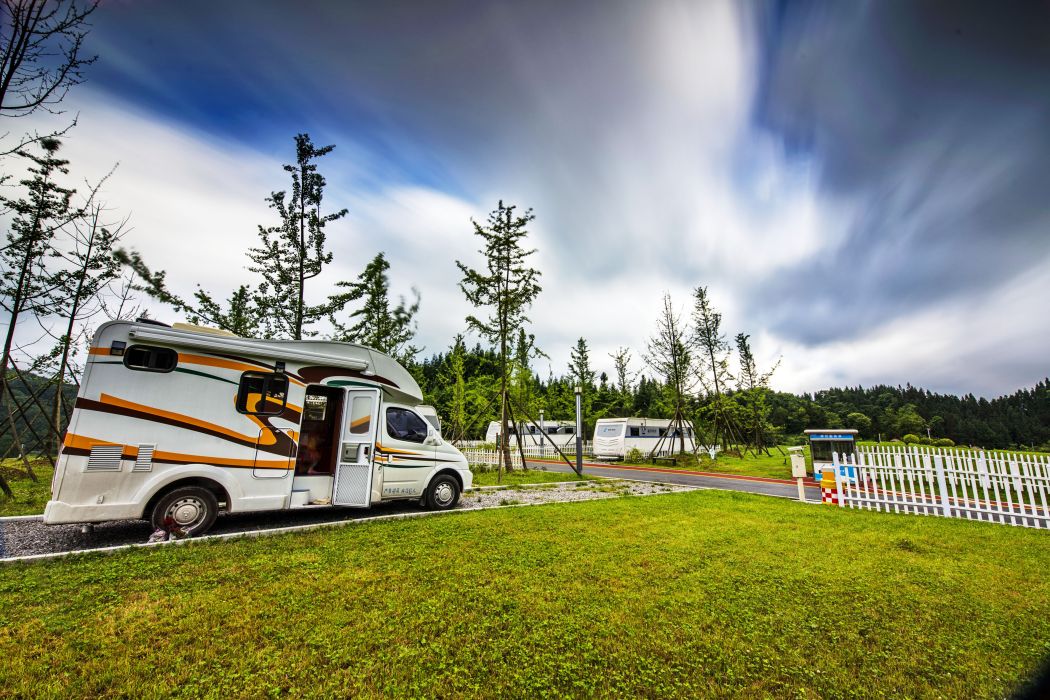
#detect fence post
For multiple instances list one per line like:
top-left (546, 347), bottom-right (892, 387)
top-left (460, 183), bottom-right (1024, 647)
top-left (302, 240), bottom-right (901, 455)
top-left (933, 454), bottom-right (952, 517)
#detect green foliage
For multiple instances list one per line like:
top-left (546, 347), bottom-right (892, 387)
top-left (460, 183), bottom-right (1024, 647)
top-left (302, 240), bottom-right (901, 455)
top-left (249, 133), bottom-right (348, 339)
top-left (902, 433), bottom-right (921, 444)
top-left (935, 438), bottom-right (956, 447)
top-left (0, 459), bottom-right (54, 516)
top-left (331, 252), bottom-right (420, 362)
top-left (2, 491), bottom-right (1046, 698)
top-left (624, 447), bottom-right (644, 462)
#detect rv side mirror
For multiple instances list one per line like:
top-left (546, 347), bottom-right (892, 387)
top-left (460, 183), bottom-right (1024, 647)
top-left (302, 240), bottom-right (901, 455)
top-left (424, 426), bottom-right (441, 446)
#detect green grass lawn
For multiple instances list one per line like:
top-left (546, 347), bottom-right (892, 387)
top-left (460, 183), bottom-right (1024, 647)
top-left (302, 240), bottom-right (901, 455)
top-left (471, 467), bottom-right (595, 487)
top-left (2, 490), bottom-right (1048, 698)
top-left (0, 459), bottom-right (53, 517)
top-left (617, 448), bottom-right (799, 480)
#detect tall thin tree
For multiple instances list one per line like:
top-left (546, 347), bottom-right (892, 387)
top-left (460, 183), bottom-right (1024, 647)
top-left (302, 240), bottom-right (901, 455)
top-left (644, 293), bottom-right (695, 454)
top-left (456, 200), bottom-right (541, 480)
top-left (248, 133), bottom-right (348, 339)
top-left (693, 286), bottom-right (736, 451)
top-left (331, 252), bottom-right (420, 362)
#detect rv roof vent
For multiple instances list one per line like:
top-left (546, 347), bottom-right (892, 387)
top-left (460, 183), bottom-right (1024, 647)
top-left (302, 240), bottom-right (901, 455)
top-left (133, 444), bottom-right (155, 472)
top-left (86, 444), bottom-right (124, 472)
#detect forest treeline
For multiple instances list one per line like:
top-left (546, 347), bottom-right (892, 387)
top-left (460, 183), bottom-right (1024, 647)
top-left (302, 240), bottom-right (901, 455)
top-left (412, 340), bottom-right (1050, 451)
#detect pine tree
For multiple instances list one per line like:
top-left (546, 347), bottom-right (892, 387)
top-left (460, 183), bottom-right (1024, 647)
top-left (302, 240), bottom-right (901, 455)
top-left (568, 337), bottom-right (596, 430)
top-left (456, 200), bottom-right (542, 479)
top-left (644, 293), bottom-right (696, 454)
top-left (693, 286), bottom-right (735, 451)
top-left (331, 252), bottom-right (420, 362)
top-left (734, 333), bottom-right (779, 453)
top-left (0, 137), bottom-right (78, 487)
top-left (609, 346), bottom-right (636, 417)
top-left (249, 133), bottom-right (348, 339)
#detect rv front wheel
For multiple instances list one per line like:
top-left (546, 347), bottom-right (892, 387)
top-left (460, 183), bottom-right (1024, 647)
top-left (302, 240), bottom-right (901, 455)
top-left (425, 474), bottom-right (460, 510)
top-left (150, 486), bottom-right (219, 536)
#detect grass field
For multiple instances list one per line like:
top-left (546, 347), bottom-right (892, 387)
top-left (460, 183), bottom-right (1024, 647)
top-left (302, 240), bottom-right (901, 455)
top-left (2, 490), bottom-right (1048, 698)
top-left (0, 459), bottom-right (53, 517)
top-left (471, 467), bottom-right (594, 487)
top-left (618, 448), bottom-right (798, 480)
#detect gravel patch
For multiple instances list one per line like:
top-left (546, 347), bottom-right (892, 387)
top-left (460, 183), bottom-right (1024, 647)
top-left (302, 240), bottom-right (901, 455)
top-left (0, 479), bottom-right (694, 560)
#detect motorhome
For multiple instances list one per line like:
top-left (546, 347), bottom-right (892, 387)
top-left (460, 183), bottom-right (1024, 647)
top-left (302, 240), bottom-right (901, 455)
top-left (592, 417), bottom-right (696, 460)
top-left (483, 420), bottom-right (577, 448)
top-left (44, 320), bottom-right (472, 536)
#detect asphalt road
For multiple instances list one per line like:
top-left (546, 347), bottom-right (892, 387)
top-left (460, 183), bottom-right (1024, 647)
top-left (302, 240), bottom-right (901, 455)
top-left (530, 459), bottom-right (825, 501)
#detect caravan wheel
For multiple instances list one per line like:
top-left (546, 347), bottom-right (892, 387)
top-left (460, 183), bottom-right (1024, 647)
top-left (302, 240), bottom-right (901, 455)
top-left (425, 474), bottom-right (460, 510)
top-left (150, 486), bottom-right (219, 536)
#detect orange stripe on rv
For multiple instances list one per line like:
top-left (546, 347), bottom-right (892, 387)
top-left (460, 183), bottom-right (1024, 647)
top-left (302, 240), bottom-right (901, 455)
top-left (178, 353), bottom-right (305, 386)
top-left (63, 433), bottom-right (291, 470)
top-left (375, 443), bottom-right (423, 456)
top-left (99, 393), bottom-right (275, 444)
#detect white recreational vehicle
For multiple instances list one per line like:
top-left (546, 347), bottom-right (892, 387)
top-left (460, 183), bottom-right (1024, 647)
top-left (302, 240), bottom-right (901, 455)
top-left (592, 417), bottom-right (697, 460)
top-left (483, 420), bottom-right (578, 448)
top-left (44, 320), bottom-right (472, 536)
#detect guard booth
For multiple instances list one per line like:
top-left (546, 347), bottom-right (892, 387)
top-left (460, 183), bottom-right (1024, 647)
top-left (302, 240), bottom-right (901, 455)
top-left (804, 429), bottom-right (859, 483)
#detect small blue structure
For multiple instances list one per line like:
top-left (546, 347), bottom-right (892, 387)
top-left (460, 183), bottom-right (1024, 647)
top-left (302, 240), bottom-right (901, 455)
top-left (805, 429), bottom-right (859, 483)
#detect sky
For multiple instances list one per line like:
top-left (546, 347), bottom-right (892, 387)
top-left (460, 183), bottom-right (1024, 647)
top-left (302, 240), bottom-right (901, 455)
top-left (12, 0), bottom-right (1050, 398)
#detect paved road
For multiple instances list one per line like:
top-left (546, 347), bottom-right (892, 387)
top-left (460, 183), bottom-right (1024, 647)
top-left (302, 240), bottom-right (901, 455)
top-left (530, 459), bottom-right (824, 501)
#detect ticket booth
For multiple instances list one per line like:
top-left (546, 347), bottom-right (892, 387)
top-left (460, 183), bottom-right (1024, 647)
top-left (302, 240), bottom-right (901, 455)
top-left (804, 429), bottom-right (858, 483)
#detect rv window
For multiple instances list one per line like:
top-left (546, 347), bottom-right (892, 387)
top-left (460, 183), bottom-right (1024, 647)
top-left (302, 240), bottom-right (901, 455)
top-left (597, 424), bottom-right (623, 437)
top-left (629, 427), bottom-right (640, 437)
top-left (386, 407), bottom-right (428, 443)
top-left (123, 345), bottom-right (177, 373)
top-left (236, 372), bottom-right (288, 416)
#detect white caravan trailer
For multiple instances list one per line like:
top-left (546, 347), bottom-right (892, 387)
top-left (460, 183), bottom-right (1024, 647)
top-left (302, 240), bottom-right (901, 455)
top-left (484, 420), bottom-right (577, 448)
top-left (44, 320), bottom-right (472, 536)
top-left (592, 417), bottom-right (696, 460)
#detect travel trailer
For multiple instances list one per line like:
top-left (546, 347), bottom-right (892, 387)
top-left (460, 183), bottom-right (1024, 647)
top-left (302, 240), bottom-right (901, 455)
top-left (483, 420), bottom-right (577, 448)
top-left (592, 417), bottom-right (696, 460)
top-left (44, 320), bottom-right (472, 536)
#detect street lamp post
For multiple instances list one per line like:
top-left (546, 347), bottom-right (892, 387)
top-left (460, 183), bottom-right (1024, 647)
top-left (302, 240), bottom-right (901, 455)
top-left (574, 385), bottom-right (583, 476)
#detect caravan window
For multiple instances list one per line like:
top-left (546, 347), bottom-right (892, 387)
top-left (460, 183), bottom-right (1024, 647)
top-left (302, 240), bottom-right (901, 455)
top-left (597, 424), bottom-right (623, 437)
top-left (123, 345), bottom-right (177, 373)
top-left (386, 407), bottom-right (428, 443)
top-left (236, 372), bottom-right (288, 416)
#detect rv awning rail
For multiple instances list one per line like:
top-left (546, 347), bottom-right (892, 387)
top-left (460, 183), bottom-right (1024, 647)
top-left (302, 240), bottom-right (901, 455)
top-left (128, 328), bottom-right (370, 371)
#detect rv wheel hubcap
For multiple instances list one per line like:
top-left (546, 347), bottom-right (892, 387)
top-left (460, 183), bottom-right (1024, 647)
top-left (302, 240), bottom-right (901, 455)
top-left (435, 482), bottom-right (454, 506)
top-left (170, 498), bottom-right (204, 526)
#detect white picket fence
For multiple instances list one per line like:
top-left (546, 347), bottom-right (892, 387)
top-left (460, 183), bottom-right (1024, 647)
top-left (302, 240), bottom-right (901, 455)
top-left (459, 441), bottom-right (593, 470)
top-left (832, 446), bottom-right (1050, 529)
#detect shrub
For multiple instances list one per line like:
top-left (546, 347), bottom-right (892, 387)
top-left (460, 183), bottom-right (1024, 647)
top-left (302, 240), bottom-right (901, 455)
top-left (675, 452), bottom-right (699, 468)
top-left (918, 437), bottom-right (933, 445)
top-left (624, 447), bottom-right (644, 463)
top-left (902, 434), bottom-right (921, 444)
top-left (934, 438), bottom-right (955, 447)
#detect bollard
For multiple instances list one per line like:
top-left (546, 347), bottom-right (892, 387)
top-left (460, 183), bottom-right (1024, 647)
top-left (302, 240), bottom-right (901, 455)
top-left (820, 468), bottom-right (840, 505)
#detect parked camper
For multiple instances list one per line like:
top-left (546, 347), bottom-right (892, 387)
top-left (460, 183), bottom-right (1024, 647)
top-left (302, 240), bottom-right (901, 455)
top-left (483, 420), bottom-right (577, 448)
top-left (417, 405), bottom-right (441, 433)
top-left (44, 321), bottom-right (472, 536)
top-left (592, 417), bottom-right (696, 460)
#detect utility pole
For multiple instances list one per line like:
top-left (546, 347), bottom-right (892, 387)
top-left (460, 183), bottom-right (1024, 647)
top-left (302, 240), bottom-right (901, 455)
top-left (574, 385), bottom-right (583, 476)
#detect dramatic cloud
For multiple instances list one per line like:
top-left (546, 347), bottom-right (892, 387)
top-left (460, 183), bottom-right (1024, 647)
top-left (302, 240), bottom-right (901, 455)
top-left (9, 0), bottom-right (1046, 397)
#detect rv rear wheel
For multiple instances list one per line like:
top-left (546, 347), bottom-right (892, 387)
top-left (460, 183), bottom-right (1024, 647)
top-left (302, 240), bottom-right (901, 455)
top-left (150, 486), bottom-right (219, 536)
top-left (425, 474), bottom-right (460, 510)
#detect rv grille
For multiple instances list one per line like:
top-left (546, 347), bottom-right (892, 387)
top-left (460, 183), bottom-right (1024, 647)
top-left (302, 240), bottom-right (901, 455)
top-left (86, 444), bottom-right (124, 472)
top-left (133, 444), bottom-right (155, 472)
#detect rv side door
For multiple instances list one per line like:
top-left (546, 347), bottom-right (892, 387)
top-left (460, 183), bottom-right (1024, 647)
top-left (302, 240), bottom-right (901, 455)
top-left (332, 388), bottom-right (381, 507)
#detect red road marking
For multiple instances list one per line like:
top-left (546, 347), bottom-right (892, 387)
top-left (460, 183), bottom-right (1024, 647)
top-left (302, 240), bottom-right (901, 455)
top-left (528, 458), bottom-right (820, 488)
